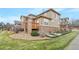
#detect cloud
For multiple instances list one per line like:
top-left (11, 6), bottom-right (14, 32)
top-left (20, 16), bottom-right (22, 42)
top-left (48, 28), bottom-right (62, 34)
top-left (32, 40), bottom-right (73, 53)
top-left (25, 8), bottom-right (48, 15)
top-left (0, 8), bottom-right (48, 24)
top-left (57, 8), bottom-right (79, 19)
top-left (66, 8), bottom-right (79, 12)
top-left (0, 8), bottom-right (79, 24)
top-left (54, 8), bottom-right (66, 12)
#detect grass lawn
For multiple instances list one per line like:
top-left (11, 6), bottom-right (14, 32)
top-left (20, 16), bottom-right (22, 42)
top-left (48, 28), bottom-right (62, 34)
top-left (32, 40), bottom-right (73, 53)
top-left (0, 31), bottom-right (78, 50)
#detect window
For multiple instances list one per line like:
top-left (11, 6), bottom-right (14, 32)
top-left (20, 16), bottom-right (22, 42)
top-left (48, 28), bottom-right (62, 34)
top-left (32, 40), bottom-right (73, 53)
top-left (44, 22), bottom-right (48, 25)
top-left (43, 18), bottom-right (49, 25)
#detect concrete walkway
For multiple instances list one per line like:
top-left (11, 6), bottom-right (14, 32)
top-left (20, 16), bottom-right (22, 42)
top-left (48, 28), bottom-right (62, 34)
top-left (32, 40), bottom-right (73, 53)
top-left (65, 34), bottom-right (79, 50)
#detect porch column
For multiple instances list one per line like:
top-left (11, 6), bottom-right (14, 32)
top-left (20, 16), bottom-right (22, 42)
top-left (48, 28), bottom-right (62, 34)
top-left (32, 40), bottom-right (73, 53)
top-left (21, 16), bottom-right (27, 33)
top-left (24, 22), bottom-right (27, 33)
top-left (27, 18), bottom-right (32, 36)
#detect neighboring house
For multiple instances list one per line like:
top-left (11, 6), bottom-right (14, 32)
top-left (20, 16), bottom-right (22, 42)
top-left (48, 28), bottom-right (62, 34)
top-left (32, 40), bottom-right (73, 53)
top-left (72, 26), bottom-right (79, 30)
top-left (11, 21), bottom-right (23, 33)
top-left (70, 20), bottom-right (79, 30)
top-left (20, 9), bottom-right (61, 36)
top-left (60, 17), bottom-right (70, 31)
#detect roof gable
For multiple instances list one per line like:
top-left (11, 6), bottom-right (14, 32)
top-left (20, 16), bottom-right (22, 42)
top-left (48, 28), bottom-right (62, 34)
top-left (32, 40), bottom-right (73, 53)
top-left (37, 9), bottom-right (61, 16)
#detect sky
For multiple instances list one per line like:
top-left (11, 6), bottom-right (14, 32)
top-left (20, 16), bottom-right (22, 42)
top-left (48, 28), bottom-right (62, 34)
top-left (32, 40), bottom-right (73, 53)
top-left (0, 8), bottom-right (79, 24)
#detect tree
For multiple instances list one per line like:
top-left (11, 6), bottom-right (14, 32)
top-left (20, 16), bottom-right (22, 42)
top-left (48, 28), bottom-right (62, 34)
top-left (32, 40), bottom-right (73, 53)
top-left (5, 23), bottom-right (11, 31)
top-left (0, 22), bottom-right (5, 31)
top-left (71, 20), bottom-right (79, 26)
top-left (14, 20), bottom-right (21, 25)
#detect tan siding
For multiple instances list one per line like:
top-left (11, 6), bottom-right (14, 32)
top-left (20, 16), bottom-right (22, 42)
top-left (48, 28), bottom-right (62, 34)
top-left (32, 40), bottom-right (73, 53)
top-left (39, 10), bottom-right (60, 28)
top-left (40, 11), bottom-right (56, 19)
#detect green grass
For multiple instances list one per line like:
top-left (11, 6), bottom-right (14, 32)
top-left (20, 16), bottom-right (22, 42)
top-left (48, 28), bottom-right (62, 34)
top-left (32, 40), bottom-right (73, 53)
top-left (0, 31), bottom-right (78, 50)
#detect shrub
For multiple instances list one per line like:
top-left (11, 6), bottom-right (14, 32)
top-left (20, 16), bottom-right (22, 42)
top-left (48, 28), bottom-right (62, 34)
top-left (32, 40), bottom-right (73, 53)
top-left (31, 31), bottom-right (39, 36)
top-left (62, 30), bottom-right (71, 35)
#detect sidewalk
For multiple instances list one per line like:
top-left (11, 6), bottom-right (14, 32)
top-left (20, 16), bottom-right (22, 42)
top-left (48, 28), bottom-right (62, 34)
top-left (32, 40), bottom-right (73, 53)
top-left (65, 34), bottom-right (79, 50)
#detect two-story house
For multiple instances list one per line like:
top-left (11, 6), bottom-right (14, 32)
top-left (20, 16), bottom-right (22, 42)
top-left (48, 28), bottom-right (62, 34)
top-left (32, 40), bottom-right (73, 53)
top-left (60, 17), bottom-right (70, 31)
top-left (20, 9), bottom-right (61, 36)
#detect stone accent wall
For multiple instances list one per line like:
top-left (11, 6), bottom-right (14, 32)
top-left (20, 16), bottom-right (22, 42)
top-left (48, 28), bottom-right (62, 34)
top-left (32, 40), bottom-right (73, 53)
top-left (21, 16), bottom-right (32, 36)
top-left (39, 26), bottom-right (60, 35)
top-left (27, 18), bottom-right (32, 35)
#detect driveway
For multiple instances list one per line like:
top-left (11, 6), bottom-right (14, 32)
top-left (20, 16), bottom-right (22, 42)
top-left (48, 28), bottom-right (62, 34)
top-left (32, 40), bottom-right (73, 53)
top-left (65, 34), bottom-right (79, 50)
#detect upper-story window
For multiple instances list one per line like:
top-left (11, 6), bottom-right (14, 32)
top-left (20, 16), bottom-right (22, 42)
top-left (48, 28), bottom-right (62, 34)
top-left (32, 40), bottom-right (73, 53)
top-left (43, 18), bottom-right (49, 25)
top-left (44, 22), bottom-right (48, 25)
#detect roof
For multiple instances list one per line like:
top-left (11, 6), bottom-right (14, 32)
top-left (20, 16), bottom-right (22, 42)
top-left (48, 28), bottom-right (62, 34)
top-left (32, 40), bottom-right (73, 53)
top-left (20, 9), bottom-right (60, 20)
top-left (61, 17), bottom-right (69, 20)
top-left (34, 16), bottom-right (52, 20)
top-left (28, 14), bottom-right (36, 19)
top-left (28, 14), bottom-right (36, 17)
top-left (33, 9), bottom-right (60, 20)
top-left (37, 8), bottom-right (61, 16)
top-left (61, 17), bottom-right (69, 22)
top-left (20, 16), bottom-right (28, 19)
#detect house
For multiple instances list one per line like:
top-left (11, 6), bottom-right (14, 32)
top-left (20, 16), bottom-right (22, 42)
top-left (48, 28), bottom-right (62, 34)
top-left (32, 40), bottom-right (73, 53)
top-left (20, 9), bottom-right (61, 36)
top-left (70, 20), bottom-right (79, 30)
top-left (60, 17), bottom-right (70, 31)
top-left (11, 21), bottom-right (24, 33)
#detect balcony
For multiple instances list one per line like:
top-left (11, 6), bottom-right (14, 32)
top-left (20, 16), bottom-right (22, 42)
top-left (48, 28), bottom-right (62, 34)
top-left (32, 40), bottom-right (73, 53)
top-left (32, 23), bottom-right (39, 29)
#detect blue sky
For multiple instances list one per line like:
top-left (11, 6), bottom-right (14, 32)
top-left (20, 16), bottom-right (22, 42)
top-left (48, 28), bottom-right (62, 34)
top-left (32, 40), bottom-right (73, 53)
top-left (0, 8), bottom-right (79, 24)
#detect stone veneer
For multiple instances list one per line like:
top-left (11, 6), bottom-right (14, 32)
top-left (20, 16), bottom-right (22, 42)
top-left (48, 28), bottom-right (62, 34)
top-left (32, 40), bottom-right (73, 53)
top-left (39, 26), bottom-right (60, 36)
top-left (27, 17), bottom-right (32, 35)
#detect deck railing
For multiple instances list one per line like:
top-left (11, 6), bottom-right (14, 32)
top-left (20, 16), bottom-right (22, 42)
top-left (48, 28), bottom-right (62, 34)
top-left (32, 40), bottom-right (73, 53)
top-left (32, 23), bottom-right (39, 29)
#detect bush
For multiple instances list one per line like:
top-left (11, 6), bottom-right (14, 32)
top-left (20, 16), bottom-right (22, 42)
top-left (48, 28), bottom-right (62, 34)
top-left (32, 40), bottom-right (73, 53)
top-left (61, 30), bottom-right (71, 35)
top-left (31, 31), bottom-right (39, 36)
